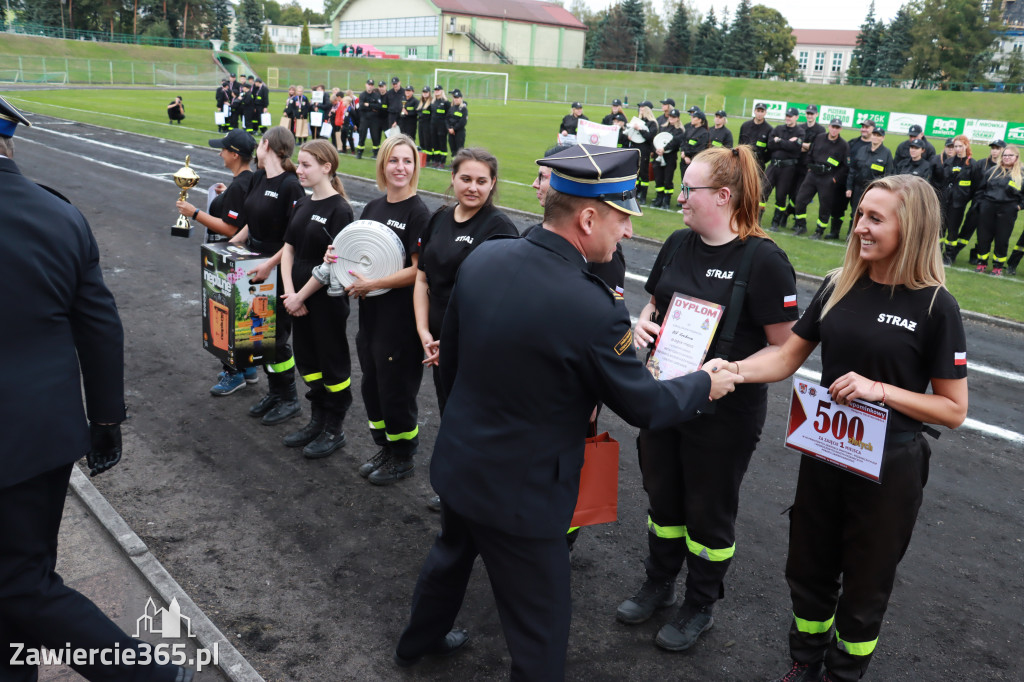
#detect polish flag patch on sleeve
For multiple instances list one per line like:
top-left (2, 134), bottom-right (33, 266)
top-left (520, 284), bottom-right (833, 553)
top-left (228, 210), bottom-right (239, 219)
top-left (783, 294), bottom-right (797, 308)
top-left (954, 351), bottom-right (967, 366)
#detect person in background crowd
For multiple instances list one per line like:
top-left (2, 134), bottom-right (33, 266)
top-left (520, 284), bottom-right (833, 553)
top-left (730, 174), bottom-right (968, 682)
top-left (796, 119), bottom-right (848, 240)
top-left (228, 127), bottom-right (306, 427)
top-left (938, 134), bottom-right (980, 266)
top-left (602, 98), bottom-right (624, 126)
top-left (310, 84), bottom-right (329, 140)
top-left (959, 139), bottom-right (1006, 265)
top-left (216, 80), bottom-right (233, 132)
top-left (628, 101), bottom-right (658, 206)
top-left (679, 109), bottom-right (709, 186)
top-left (240, 83), bottom-right (258, 135)
top-left (328, 92), bottom-right (343, 151)
top-left (417, 86), bottom-right (433, 158)
top-left (894, 139), bottom-right (937, 185)
top-left (657, 98), bottom-right (675, 126)
top-left (386, 76), bottom-right (405, 129)
top-left (787, 105), bottom-right (824, 228)
top-left (612, 112), bottom-right (629, 148)
top-left (846, 127), bottom-right (893, 222)
top-left (446, 89), bottom-right (468, 160)
top-left (394, 143), bottom-right (739, 681)
top-left (651, 109), bottom-right (685, 209)
top-left (400, 84), bottom-right (418, 138)
top-left (356, 79), bottom-right (382, 160)
top-left (429, 85), bottom-right (450, 168)
top-left (280, 85), bottom-right (296, 136)
top-left (292, 85), bottom-right (311, 144)
top-left (974, 144), bottom-right (1023, 276)
top-left (176, 128), bottom-right (258, 395)
top-left (739, 102), bottom-right (772, 176)
top-left (893, 124), bottom-right (936, 169)
top-left (828, 119), bottom-right (875, 239)
top-left (376, 81), bottom-right (391, 147)
top-left (343, 135), bottom-right (431, 485)
top-left (167, 96), bottom-right (185, 124)
top-left (708, 110), bottom-right (734, 149)
top-left (279, 140), bottom-right (355, 460)
top-left (764, 107), bottom-right (805, 230)
top-left (252, 77), bottom-right (269, 135)
top-left (559, 101), bottom-right (588, 140)
top-left (0, 95), bottom-right (197, 682)
top-left (617, 145), bottom-right (797, 654)
top-left (229, 72), bottom-right (240, 95)
top-left (414, 148), bottom-right (518, 507)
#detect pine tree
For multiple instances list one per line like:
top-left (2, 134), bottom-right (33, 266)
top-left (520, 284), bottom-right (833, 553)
top-left (583, 10), bottom-right (607, 69)
top-left (209, 0), bottom-right (233, 41)
top-left (300, 20), bottom-right (311, 54)
top-left (848, 2), bottom-right (884, 84)
top-left (619, 0), bottom-right (647, 69)
top-left (234, 0), bottom-right (264, 52)
top-left (875, 5), bottom-right (914, 82)
top-left (262, 25), bottom-right (274, 53)
top-left (724, 0), bottom-right (758, 74)
top-left (662, 2), bottom-right (692, 69)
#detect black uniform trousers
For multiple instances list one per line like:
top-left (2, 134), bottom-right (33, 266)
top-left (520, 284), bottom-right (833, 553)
top-left (795, 172), bottom-right (837, 231)
top-left (765, 161), bottom-right (800, 216)
top-left (396, 503), bottom-right (571, 682)
top-left (399, 116), bottom-right (417, 139)
top-left (848, 183), bottom-right (872, 228)
top-left (448, 130), bottom-right (466, 160)
top-left (787, 435), bottom-right (930, 682)
top-left (356, 302), bottom-right (423, 460)
top-left (829, 183), bottom-right (851, 236)
top-left (639, 401), bottom-right (766, 606)
top-left (651, 155), bottom-right (678, 202)
top-left (0, 464), bottom-right (181, 682)
top-left (940, 201), bottom-right (969, 248)
top-left (1008, 228), bottom-right (1024, 270)
top-left (430, 119), bottom-right (448, 164)
top-left (357, 117), bottom-right (382, 156)
top-left (252, 246), bottom-right (295, 393)
top-left (637, 149), bottom-right (652, 198)
top-left (786, 165), bottom-right (808, 216)
top-left (418, 117), bottom-right (432, 154)
top-left (975, 200), bottom-right (1018, 266)
top-left (291, 292), bottom-right (352, 415)
top-left (957, 200), bottom-right (983, 250)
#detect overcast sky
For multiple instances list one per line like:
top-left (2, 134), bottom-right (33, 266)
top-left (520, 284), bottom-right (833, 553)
top-left (291, 0), bottom-right (907, 31)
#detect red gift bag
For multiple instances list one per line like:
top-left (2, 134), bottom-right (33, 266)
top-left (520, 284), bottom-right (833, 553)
top-left (570, 431), bottom-right (619, 528)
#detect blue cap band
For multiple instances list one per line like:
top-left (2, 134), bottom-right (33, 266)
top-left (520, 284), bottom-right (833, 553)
top-left (549, 173), bottom-right (636, 199)
top-left (0, 118), bottom-right (17, 137)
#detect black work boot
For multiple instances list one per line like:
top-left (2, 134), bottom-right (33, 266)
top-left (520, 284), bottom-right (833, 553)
top-left (968, 247), bottom-right (980, 265)
top-left (262, 381), bottom-right (301, 425)
top-left (779, 210), bottom-right (790, 229)
top-left (282, 403), bottom-right (326, 447)
top-left (637, 186), bottom-right (647, 205)
top-left (303, 410), bottom-right (346, 459)
top-left (358, 445), bottom-right (391, 478)
top-left (792, 218), bottom-right (807, 236)
top-left (356, 148), bottom-right (363, 159)
top-left (770, 660), bottom-right (823, 682)
top-left (367, 457), bottom-right (415, 485)
top-left (809, 227), bottom-right (825, 240)
top-left (615, 577), bottom-right (676, 624)
top-left (654, 601), bottom-right (714, 651)
top-left (248, 392), bottom-right (281, 418)
top-left (769, 211), bottom-right (783, 232)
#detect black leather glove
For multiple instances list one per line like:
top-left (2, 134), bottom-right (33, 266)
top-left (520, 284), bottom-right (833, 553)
top-left (86, 423), bottom-right (122, 477)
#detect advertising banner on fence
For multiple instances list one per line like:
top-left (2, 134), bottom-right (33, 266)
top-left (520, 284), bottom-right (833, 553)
top-left (963, 119), bottom-right (1009, 143)
top-left (887, 111), bottom-right (928, 135)
top-left (754, 99), bottom-right (788, 119)
top-left (818, 105), bottom-right (855, 127)
top-left (925, 116), bottom-right (963, 138)
top-left (1005, 122), bottom-right (1024, 144)
top-left (854, 109), bottom-right (890, 129)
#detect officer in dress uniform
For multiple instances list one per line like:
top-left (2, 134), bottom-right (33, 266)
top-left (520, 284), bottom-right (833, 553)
top-left (393, 144), bottom-right (740, 681)
top-left (708, 110), bottom-right (734, 149)
top-left (446, 88), bottom-right (468, 159)
top-left (0, 96), bottom-right (194, 682)
top-left (739, 102), bottom-right (772, 177)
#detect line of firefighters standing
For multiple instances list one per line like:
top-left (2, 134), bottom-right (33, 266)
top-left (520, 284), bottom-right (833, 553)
top-left (562, 98), bottom-right (1024, 276)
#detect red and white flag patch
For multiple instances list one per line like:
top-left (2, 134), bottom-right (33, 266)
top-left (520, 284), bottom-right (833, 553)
top-left (954, 351), bottom-right (967, 366)
top-left (228, 210), bottom-right (239, 219)
top-left (783, 294), bottom-right (797, 308)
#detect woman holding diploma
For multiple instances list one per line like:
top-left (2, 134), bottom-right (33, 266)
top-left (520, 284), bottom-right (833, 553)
top-left (705, 174), bottom-right (968, 682)
top-left (616, 145), bottom-right (799, 653)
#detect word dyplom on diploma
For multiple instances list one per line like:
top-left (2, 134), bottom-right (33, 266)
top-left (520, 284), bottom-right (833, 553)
top-left (785, 378), bottom-right (890, 483)
top-left (646, 293), bottom-right (724, 381)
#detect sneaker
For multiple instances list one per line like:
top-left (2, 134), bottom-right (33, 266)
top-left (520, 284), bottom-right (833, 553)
top-left (770, 660), bottom-right (822, 682)
top-left (210, 371), bottom-right (246, 396)
top-left (991, 267), bottom-right (1003, 277)
top-left (654, 602), bottom-right (714, 651)
top-left (367, 459), bottom-right (415, 486)
top-left (975, 263), bottom-right (987, 273)
top-left (243, 366), bottom-right (260, 384)
top-left (615, 578), bottom-right (676, 624)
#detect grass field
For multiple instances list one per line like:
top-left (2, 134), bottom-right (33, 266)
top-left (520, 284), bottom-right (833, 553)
top-left (1, 85), bottom-right (1022, 322)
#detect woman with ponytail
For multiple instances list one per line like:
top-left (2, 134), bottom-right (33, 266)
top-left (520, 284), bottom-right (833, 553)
top-left (278, 139), bottom-right (355, 459)
top-left (616, 145), bottom-right (800, 654)
top-left (230, 126), bottom-right (306, 427)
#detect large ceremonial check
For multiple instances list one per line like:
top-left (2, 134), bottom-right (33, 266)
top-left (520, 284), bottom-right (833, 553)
top-left (785, 378), bottom-right (890, 482)
top-left (646, 293), bottom-right (723, 380)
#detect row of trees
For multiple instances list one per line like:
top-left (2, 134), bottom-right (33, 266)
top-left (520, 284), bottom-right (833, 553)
top-left (847, 0), bottom-right (1014, 88)
top-left (572, 0), bottom-right (798, 78)
top-left (8, 0), bottom-right (326, 43)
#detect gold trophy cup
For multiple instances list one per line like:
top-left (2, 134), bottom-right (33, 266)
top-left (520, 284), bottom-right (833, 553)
top-left (171, 155), bottom-right (200, 238)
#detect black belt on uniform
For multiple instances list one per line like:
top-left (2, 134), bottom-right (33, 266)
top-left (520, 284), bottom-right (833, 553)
top-left (886, 425), bottom-right (940, 445)
top-left (247, 237), bottom-right (284, 255)
top-left (772, 158), bottom-right (799, 168)
top-left (809, 163), bottom-right (834, 175)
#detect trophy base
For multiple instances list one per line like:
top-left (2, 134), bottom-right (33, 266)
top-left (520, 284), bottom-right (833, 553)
top-left (171, 223), bottom-right (193, 238)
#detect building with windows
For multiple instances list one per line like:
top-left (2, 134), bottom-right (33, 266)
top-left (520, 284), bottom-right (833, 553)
top-left (791, 29), bottom-right (858, 85)
top-left (328, 0), bottom-right (586, 67)
top-left (265, 23), bottom-right (333, 54)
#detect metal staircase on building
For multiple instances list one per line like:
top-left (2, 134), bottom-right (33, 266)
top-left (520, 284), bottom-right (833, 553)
top-left (447, 24), bottom-right (514, 64)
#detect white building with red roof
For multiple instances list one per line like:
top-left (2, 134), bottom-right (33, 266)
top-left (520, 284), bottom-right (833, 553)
top-left (792, 29), bottom-right (859, 84)
top-left (329, 0), bottom-right (587, 67)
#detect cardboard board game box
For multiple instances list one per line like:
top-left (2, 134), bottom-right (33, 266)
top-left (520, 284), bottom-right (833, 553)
top-left (201, 242), bottom-right (278, 370)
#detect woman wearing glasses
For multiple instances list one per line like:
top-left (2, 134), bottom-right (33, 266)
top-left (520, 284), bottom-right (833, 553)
top-left (974, 144), bottom-right (1022, 276)
top-left (616, 146), bottom-right (799, 653)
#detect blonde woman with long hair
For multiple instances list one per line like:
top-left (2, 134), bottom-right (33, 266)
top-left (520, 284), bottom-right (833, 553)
top-left (708, 174), bottom-right (969, 682)
top-left (974, 143), bottom-right (1022, 275)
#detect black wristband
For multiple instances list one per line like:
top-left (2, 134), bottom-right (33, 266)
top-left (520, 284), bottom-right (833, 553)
top-left (192, 209), bottom-right (200, 220)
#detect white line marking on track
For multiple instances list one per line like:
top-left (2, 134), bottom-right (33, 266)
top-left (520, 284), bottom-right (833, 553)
top-left (18, 136), bottom-right (167, 181)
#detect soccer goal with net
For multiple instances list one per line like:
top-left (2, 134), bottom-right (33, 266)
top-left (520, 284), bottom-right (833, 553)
top-left (433, 69), bottom-right (508, 104)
